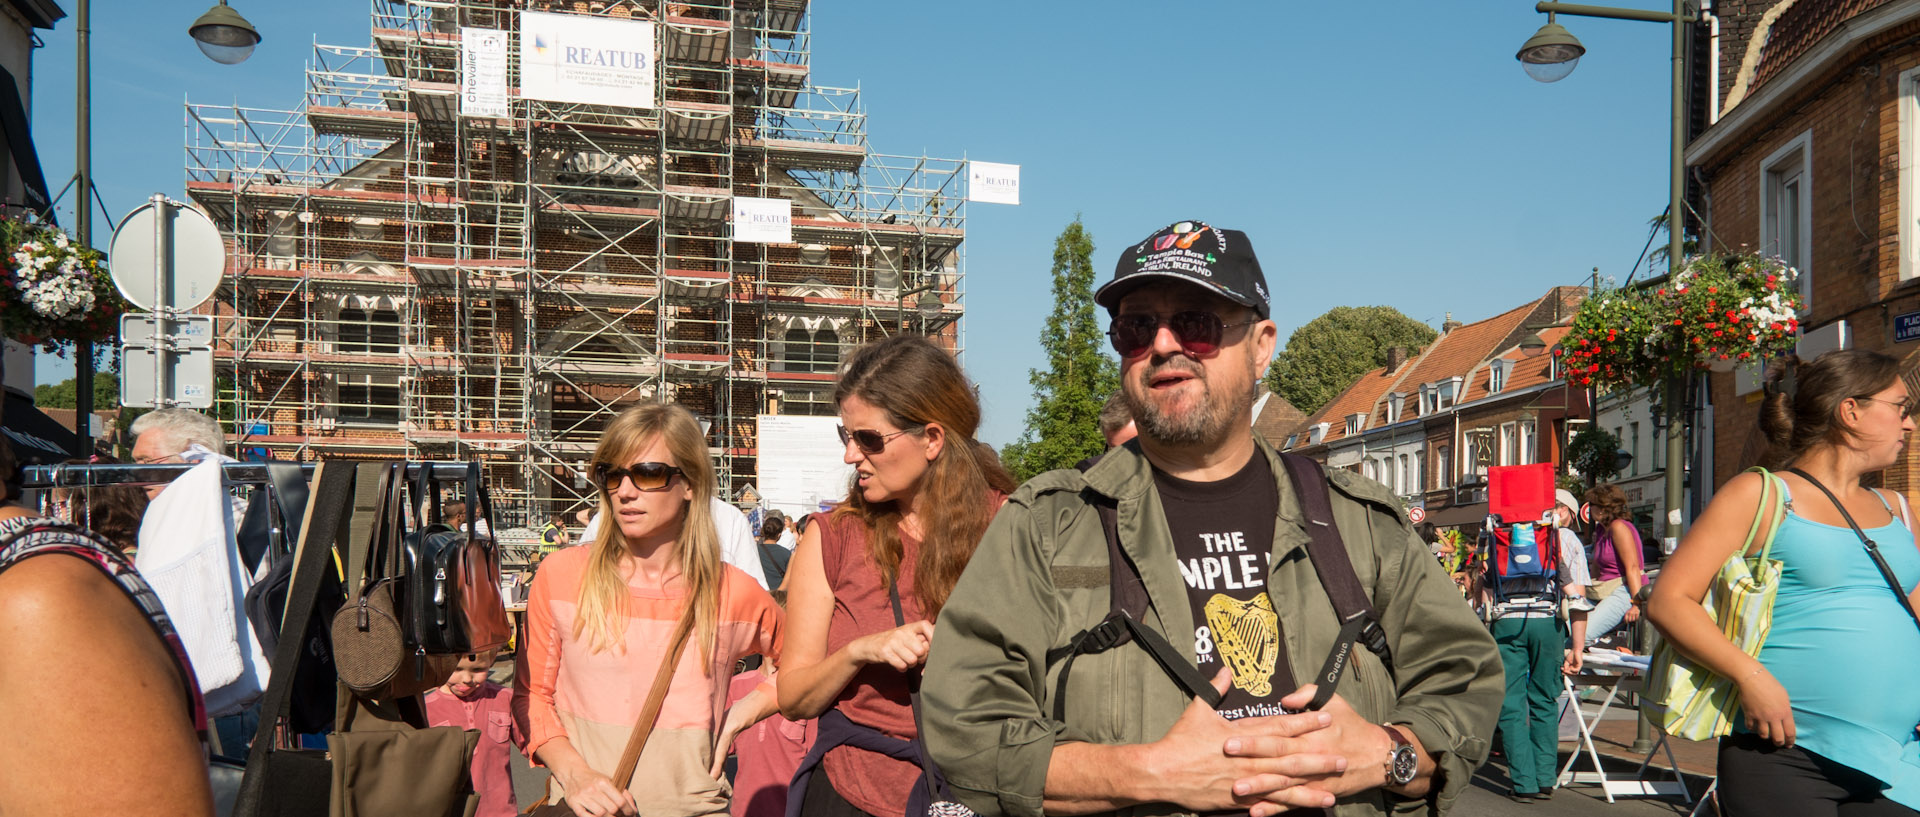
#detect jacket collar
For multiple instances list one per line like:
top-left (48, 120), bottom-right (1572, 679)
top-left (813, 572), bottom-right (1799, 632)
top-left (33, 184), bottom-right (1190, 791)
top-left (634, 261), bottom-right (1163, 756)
top-left (1083, 434), bottom-right (1316, 575)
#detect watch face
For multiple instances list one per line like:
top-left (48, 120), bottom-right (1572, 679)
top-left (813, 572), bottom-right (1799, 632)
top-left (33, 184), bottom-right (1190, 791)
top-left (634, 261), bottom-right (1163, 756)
top-left (1391, 745), bottom-right (1418, 785)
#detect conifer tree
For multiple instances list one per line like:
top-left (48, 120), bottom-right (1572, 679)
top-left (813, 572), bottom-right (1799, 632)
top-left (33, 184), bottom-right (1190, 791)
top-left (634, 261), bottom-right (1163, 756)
top-left (1001, 218), bottom-right (1117, 482)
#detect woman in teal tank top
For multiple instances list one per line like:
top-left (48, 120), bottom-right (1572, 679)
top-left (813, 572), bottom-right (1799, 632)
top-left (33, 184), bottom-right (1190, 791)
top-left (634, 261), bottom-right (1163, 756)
top-left (1649, 349), bottom-right (1920, 817)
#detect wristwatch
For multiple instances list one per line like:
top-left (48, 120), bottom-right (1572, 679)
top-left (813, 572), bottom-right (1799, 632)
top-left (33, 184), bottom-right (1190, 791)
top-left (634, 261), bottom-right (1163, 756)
top-left (1381, 724), bottom-right (1418, 788)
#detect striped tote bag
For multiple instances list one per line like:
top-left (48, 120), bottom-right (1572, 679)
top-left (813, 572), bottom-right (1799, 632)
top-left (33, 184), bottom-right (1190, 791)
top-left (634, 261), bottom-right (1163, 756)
top-left (1641, 467), bottom-right (1785, 742)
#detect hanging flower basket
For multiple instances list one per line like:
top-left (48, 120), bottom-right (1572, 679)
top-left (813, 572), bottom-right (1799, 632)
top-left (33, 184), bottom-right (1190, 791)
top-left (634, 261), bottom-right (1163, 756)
top-left (0, 219), bottom-right (124, 350)
top-left (1555, 253), bottom-right (1802, 392)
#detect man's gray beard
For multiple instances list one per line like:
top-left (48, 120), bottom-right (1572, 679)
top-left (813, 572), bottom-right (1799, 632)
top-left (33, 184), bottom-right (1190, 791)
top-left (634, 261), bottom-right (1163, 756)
top-left (1125, 370), bottom-right (1258, 447)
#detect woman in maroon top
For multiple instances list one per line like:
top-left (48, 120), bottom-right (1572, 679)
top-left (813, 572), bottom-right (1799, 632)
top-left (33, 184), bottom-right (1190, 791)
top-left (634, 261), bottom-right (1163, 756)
top-left (780, 336), bottom-right (1015, 817)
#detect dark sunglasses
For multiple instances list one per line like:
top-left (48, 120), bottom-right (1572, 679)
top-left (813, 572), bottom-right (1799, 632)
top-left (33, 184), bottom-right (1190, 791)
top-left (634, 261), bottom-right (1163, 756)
top-left (1107, 311), bottom-right (1258, 358)
top-left (837, 424), bottom-right (919, 455)
top-left (592, 461), bottom-right (685, 492)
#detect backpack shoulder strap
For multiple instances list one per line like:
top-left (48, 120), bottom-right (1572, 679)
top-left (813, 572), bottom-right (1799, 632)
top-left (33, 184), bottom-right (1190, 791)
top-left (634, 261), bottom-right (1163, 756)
top-left (1277, 453), bottom-right (1394, 680)
top-left (1043, 456), bottom-right (1222, 720)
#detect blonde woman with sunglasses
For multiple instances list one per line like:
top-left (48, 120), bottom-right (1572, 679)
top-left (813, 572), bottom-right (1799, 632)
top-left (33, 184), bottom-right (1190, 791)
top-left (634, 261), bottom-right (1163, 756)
top-left (779, 335), bottom-right (1016, 817)
top-left (515, 404), bottom-right (784, 817)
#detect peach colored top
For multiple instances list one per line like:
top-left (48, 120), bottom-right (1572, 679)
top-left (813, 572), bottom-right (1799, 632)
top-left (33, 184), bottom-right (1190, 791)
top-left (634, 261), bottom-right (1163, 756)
top-left (514, 546), bottom-right (783, 817)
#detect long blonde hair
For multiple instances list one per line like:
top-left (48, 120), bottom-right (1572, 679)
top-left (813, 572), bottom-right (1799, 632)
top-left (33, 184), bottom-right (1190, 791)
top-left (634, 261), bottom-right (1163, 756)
top-left (573, 403), bottom-right (722, 669)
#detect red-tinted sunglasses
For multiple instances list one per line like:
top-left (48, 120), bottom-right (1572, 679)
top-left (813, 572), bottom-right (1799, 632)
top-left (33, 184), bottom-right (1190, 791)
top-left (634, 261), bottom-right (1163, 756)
top-left (1107, 311), bottom-right (1258, 358)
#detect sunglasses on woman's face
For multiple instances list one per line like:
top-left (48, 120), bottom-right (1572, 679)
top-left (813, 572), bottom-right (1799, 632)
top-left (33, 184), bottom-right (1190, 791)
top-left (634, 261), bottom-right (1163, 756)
top-left (1106, 311), bottom-right (1258, 359)
top-left (836, 425), bottom-right (916, 455)
top-left (592, 461), bottom-right (685, 493)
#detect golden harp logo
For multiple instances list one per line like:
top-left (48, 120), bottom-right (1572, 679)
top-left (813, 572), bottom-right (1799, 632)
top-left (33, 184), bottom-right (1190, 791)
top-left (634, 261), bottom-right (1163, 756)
top-left (1203, 593), bottom-right (1279, 696)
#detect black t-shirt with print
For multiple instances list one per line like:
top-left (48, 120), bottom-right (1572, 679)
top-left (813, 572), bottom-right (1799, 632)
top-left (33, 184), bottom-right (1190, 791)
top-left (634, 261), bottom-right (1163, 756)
top-left (1153, 452), bottom-right (1293, 719)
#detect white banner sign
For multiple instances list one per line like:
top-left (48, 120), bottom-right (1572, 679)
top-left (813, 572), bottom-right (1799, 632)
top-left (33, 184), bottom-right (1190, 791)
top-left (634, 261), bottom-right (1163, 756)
top-left (757, 415), bottom-right (853, 518)
top-left (734, 197), bottom-right (793, 243)
top-left (518, 11), bottom-right (656, 109)
top-left (461, 28), bottom-right (510, 118)
top-left (968, 161), bottom-right (1021, 205)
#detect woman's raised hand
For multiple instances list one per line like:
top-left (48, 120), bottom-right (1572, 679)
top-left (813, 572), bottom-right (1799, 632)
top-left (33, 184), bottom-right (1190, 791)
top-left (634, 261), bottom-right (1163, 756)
top-left (850, 620), bottom-right (936, 671)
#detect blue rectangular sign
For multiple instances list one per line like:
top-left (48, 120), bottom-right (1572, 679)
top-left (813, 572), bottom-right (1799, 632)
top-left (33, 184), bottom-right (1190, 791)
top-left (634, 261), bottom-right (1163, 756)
top-left (1897, 311), bottom-right (1920, 343)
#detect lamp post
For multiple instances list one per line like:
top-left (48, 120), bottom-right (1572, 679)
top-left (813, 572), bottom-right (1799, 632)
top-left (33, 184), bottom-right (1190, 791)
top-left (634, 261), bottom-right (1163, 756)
top-left (896, 283), bottom-right (943, 336)
top-left (67, 0), bottom-right (261, 457)
top-left (1517, 0), bottom-right (1697, 758)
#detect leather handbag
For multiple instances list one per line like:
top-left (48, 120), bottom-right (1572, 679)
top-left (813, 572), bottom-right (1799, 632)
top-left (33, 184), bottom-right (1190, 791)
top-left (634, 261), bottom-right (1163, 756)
top-left (243, 461), bottom-right (342, 734)
top-left (233, 461), bottom-right (361, 817)
top-left (522, 598), bottom-right (696, 817)
top-left (328, 690), bottom-right (480, 817)
top-left (408, 462), bottom-right (512, 655)
top-left (332, 462), bottom-right (456, 699)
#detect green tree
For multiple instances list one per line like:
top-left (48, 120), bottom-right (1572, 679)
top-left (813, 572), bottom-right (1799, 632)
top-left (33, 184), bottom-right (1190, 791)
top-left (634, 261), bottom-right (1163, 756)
top-left (35, 374), bottom-right (118, 410)
top-left (1001, 218), bottom-right (1117, 482)
top-left (1565, 426), bottom-right (1625, 488)
top-left (1264, 306), bottom-right (1436, 415)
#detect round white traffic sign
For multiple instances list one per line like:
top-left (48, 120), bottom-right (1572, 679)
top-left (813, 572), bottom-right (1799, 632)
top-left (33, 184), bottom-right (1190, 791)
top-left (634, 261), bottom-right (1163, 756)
top-left (1408, 506), bottom-right (1426, 524)
top-left (109, 199), bottom-right (225, 312)
top-left (1580, 502), bottom-right (1592, 524)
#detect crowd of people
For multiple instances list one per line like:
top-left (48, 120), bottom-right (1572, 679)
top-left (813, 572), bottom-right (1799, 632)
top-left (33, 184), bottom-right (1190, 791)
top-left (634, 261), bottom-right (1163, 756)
top-left (4, 220), bottom-right (1919, 817)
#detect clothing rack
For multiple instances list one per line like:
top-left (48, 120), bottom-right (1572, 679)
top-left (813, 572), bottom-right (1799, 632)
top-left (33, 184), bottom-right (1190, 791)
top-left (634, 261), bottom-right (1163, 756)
top-left (21, 461), bottom-right (478, 489)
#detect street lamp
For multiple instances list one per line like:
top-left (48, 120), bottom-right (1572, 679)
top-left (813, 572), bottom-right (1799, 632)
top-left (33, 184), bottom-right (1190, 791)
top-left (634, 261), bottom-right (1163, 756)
top-left (1515, 0), bottom-right (1698, 757)
top-left (189, 1), bottom-right (263, 66)
top-left (1519, 331), bottom-right (1549, 358)
top-left (1517, 15), bottom-right (1585, 83)
top-left (69, 0), bottom-right (265, 457)
top-left (897, 283), bottom-right (943, 336)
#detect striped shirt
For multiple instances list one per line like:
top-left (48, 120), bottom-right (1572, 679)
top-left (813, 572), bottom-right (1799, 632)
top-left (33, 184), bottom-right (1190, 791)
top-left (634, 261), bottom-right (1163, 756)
top-left (514, 546), bottom-right (783, 817)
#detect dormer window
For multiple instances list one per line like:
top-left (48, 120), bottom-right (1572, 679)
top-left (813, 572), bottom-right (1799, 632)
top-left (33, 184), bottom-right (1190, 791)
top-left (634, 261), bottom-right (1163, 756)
top-left (1345, 412), bottom-right (1366, 437)
top-left (1282, 433), bottom-right (1298, 450)
top-left (1387, 392), bottom-right (1406, 423)
top-left (1309, 422), bottom-right (1329, 445)
top-left (1489, 359), bottom-right (1512, 395)
top-left (1419, 384), bottom-right (1437, 415)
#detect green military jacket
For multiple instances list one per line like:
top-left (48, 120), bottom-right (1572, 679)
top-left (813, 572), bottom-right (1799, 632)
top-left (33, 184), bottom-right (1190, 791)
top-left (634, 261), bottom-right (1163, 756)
top-left (922, 438), bottom-right (1501, 817)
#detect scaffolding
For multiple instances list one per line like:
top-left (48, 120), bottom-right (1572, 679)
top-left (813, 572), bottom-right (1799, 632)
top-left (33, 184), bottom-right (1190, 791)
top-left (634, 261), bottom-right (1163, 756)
top-left (184, 0), bottom-right (971, 529)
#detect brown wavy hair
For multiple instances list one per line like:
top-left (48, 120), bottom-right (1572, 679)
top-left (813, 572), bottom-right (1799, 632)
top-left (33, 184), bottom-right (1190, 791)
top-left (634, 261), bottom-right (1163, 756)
top-left (1761, 349), bottom-right (1905, 466)
top-left (831, 336), bottom-right (1016, 618)
top-left (1583, 483), bottom-right (1629, 527)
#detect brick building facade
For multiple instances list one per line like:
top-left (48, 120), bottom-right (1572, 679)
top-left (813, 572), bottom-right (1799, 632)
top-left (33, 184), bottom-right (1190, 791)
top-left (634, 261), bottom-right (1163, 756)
top-left (1690, 0), bottom-right (1920, 494)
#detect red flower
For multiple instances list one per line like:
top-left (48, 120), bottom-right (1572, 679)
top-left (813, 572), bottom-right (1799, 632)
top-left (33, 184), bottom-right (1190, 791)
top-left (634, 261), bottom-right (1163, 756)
top-left (1588, 364), bottom-right (1600, 373)
top-left (1674, 319), bottom-right (1684, 326)
top-left (1708, 286), bottom-right (1718, 294)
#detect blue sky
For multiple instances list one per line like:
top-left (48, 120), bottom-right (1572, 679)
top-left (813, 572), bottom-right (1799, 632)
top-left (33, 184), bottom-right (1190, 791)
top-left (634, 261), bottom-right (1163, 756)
top-left (31, 1), bottom-right (1677, 446)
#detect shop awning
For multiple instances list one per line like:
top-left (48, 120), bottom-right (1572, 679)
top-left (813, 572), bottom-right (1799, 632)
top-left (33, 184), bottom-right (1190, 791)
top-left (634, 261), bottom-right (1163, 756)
top-left (3, 393), bottom-right (80, 464)
top-left (0, 65), bottom-right (53, 220)
top-left (1423, 502), bottom-right (1489, 529)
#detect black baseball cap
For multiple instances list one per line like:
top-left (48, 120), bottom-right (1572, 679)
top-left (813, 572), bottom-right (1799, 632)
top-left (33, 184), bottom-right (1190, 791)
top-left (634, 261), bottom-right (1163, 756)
top-left (1094, 220), bottom-right (1270, 319)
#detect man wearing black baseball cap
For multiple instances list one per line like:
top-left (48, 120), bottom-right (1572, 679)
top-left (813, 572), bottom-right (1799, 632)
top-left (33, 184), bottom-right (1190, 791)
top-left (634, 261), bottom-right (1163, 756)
top-left (925, 221), bottom-right (1500, 817)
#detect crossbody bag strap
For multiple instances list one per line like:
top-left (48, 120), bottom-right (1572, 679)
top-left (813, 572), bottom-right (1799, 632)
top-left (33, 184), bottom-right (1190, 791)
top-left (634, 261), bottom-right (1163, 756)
top-left (888, 581), bottom-right (961, 805)
top-left (235, 462), bottom-right (358, 817)
top-left (1785, 468), bottom-right (1920, 633)
top-left (609, 597), bottom-right (698, 790)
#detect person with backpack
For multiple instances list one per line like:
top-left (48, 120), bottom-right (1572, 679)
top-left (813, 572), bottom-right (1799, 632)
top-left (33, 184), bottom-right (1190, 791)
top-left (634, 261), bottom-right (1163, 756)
top-left (920, 221), bottom-right (1502, 817)
top-left (1482, 489), bottom-right (1592, 802)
